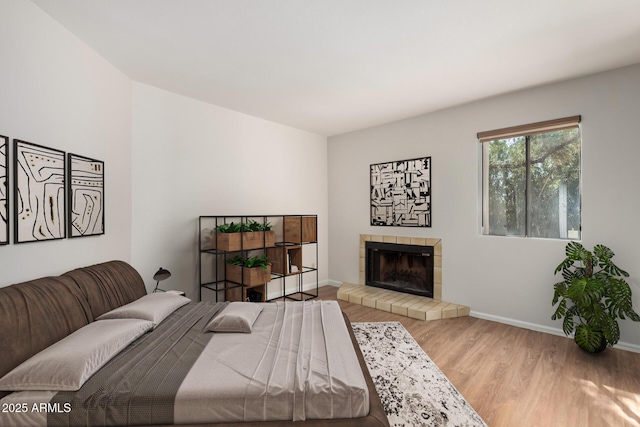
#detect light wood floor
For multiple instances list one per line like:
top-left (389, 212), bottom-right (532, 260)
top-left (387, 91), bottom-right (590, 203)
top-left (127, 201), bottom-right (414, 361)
top-left (316, 285), bottom-right (640, 427)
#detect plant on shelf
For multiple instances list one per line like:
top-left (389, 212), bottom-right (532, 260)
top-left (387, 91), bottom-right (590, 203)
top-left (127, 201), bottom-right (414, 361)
top-left (215, 220), bottom-right (273, 233)
top-left (244, 219), bottom-right (274, 232)
top-left (552, 241), bottom-right (640, 353)
top-left (225, 253), bottom-right (272, 286)
top-left (226, 253), bottom-right (272, 271)
top-left (211, 220), bottom-right (276, 251)
top-left (214, 222), bottom-right (243, 233)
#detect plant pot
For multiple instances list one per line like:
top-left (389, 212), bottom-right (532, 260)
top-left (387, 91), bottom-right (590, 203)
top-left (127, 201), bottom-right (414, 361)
top-left (575, 335), bottom-right (607, 353)
top-left (225, 264), bottom-right (271, 286)
top-left (212, 231), bottom-right (275, 251)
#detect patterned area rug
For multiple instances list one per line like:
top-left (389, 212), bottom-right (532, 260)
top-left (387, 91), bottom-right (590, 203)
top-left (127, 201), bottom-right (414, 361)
top-left (352, 322), bottom-right (487, 427)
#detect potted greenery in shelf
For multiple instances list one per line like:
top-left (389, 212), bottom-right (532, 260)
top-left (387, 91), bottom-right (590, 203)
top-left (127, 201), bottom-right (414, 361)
top-left (552, 241), bottom-right (640, 353)
top-left (225, 253), bottom-right (272, 286)
top-left (211, 219), bottom-right (275, 251)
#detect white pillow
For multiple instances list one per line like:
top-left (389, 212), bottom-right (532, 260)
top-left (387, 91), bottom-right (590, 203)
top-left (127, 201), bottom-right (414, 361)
top-left (96, 292), bottom-right (190, 325)
top-left (206, 302), bottom-right (263, 333)
top-left (0, 319), bottom-right (153, 391)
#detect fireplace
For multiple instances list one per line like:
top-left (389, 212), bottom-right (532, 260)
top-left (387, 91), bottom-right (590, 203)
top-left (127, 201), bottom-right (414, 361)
top-left (365, 241), bottom-right (434, 298)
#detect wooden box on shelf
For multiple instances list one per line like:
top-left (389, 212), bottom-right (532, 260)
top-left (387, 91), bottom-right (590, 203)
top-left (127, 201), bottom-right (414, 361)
top-left (283, 216), bottom-right (317, 243)
top-left (225, 264), bottom-right (272, 285)
top-left (211, 231), bottom-right (275, 251)
top-left (267, 246), bottom-right (303, 275)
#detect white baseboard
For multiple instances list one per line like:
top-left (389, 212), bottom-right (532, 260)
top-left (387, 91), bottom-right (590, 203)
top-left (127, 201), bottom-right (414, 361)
top-left (471, 310), bottom-right (640, 354)
top-left (324, 280), bottom-right (342, 287)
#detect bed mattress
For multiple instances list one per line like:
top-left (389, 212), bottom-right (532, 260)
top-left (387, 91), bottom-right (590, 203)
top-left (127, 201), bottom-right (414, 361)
top-left (0, 300), bottom-right (369, 426)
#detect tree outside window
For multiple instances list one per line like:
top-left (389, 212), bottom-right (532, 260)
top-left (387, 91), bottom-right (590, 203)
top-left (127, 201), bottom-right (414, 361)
top-left (481, 123), bottom-right (581, 239)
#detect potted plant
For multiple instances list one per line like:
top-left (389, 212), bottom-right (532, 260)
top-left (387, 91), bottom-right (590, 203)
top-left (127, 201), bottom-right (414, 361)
top-left (211, 220), bottom-right (275, 251)
top-left (225, 253), bottom-right (272, 285)
top-left (552, 241), bottom-right (640, 352)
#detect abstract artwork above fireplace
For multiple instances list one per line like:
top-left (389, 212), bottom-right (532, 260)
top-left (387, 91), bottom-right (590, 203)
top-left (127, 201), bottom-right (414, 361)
top-left (370, 156), bottom-right (431, 227)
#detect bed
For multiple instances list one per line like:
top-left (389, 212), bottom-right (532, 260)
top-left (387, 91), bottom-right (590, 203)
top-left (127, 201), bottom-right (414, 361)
top-left (0, 260), bottom-right (388, 427)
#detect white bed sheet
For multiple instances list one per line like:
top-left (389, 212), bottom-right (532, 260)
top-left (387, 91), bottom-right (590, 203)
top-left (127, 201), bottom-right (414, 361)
top-left (174, 300), bottom-right (369, 423)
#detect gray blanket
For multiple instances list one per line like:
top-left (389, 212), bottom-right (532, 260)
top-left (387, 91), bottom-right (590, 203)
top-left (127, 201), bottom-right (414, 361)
top-left (49, 302), bottom-right (227, 426)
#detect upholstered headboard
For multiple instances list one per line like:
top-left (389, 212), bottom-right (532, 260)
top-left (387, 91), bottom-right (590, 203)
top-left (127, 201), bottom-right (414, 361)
top-left (63, 260), bottom-right (147, 319)
top-left (0, 260), bottom-right (147, 396)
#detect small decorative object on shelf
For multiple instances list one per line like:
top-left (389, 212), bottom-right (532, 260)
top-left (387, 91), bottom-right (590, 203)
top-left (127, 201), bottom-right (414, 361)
top-left (153, 267), bottom-right (171, 293)
top-left (198, 215), bottom-right (318, 303)
top-left (246, 288), bottom-right (263, 302)
top-left (267, 245), bottom-right (302, 276)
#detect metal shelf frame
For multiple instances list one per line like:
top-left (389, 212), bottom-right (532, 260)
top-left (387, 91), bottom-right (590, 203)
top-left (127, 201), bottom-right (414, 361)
top-left (198, 215), bottom-right (318, 303)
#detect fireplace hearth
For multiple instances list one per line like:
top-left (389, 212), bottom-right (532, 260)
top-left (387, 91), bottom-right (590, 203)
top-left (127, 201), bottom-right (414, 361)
top-left (366, 241), bottom-right (434, 298)
top-left (350, 234), bottom-right (460, 320)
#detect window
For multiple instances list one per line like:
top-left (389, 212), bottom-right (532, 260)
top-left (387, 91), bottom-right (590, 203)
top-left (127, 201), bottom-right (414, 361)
top-left (478, 116), bottom-right (581, 239)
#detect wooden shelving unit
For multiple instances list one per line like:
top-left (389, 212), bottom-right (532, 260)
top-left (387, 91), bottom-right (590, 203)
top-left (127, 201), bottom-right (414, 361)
top-left (283, 216), bottom-right (317, 243)
top-left (267, 245), bottom-right (302, 275)
top-left (198, 215), bottom-right (318, 303)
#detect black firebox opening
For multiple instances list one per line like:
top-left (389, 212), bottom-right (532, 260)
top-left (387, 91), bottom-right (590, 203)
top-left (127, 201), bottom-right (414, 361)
top-left (365, 241), bottom-right (434, 298)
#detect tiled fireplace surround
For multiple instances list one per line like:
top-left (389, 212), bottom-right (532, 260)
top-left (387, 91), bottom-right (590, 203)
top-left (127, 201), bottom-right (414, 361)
top-left (337, 234), bottom-right (470, 320)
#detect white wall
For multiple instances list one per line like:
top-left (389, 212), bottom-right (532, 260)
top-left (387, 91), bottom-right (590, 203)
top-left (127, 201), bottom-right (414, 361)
top-left (328, 63), bottom-right (640, 349)
top-left (131, 83), bottom-right (328, 297)
top-left (4, 0), bottom-right (637, 350)
top-left (0, 0), bottom-right (132, 286)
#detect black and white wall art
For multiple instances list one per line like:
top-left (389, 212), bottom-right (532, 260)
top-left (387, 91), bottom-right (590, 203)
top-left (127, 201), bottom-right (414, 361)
top-left (370, 156), bottom-right (431, 227)
top-left (14, 140), bottom-right (66, 243)
top-left (68, 153), bottom-right (104, 237)
top-left (0, 135), bottom-right (8, 245)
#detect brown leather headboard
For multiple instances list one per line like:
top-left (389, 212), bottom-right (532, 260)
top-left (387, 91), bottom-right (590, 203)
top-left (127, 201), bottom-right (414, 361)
top-left (0, 276), bottom-right (93, 382)
top-left (63, 260), bottom-right (147, 319)
top-left (0, 260), bottom-right (147, 397)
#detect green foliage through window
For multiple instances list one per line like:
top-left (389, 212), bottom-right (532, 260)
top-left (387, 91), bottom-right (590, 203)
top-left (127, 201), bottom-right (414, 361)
top-left (482, 127), bottom-right (581, 239)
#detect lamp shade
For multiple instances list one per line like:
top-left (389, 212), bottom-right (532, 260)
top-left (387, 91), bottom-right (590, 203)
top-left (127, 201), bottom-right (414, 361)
top-left (153, 267), bottom-right (171, 281)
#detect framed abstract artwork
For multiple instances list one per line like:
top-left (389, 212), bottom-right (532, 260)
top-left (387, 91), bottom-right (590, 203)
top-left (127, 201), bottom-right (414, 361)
top-left (0, 135), bottom-right (8, 245)
top-left (67, 153), bottom-right (104, 237)
top-left (13, 139), bottom-right (66, 243)
top-left (370, 156), bottom-right (431, 227)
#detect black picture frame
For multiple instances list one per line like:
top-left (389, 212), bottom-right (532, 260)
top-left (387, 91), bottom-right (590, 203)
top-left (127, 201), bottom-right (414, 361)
top-left (67, 153), bottom-right (104, 238)
top-left (370, 156), bottom-right (431, 227)
top-left (13, 139), bottom-right (66, 243)
top-left (0, 135), bottom-right (8, 245)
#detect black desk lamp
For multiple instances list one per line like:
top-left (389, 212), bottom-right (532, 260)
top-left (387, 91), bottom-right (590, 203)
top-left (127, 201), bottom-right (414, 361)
top-left (153, 267), bottom-right (171, 293)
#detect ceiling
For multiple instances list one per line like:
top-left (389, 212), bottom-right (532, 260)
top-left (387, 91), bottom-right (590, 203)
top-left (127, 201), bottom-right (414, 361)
top-left (31, 0), bottom-right (640, 137)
